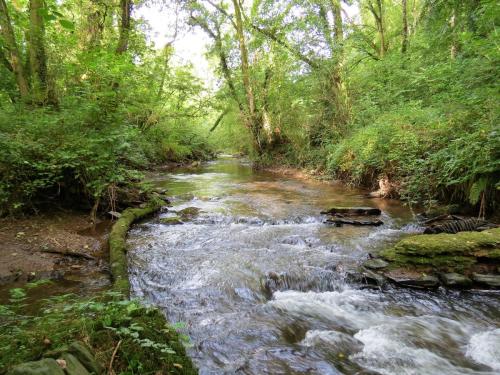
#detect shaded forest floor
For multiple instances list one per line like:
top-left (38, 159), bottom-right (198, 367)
top-left (0, 211), bottom-right (111, 287)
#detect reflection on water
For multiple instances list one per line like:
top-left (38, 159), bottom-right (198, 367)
top-left (128, 157), bottom-right (500, 375)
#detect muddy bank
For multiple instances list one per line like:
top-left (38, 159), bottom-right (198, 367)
top-left (0, 211), bottom-right (111, 287)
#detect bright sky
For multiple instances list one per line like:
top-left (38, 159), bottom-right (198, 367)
top-left (137, 4), bottom-right (214, 82)
top-left (137, 2), bottom-right (360, 84)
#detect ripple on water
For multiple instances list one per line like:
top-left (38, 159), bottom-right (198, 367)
top-left (128, 158), bottom-right (500, 375)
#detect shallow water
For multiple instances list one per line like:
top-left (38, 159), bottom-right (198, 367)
top-left (128, 157), bottom-right (500, 375)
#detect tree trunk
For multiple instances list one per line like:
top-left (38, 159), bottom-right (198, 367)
top-left (116, 0), bottom-right (132, 54)
top-left (84, 0), bottom-right (108, 49)
top-left (232, 0), bottom-right (261, 152)
top-left (29, 0), bottom-right (57, 106)
top-left (368, 0), bottom-right (386, 58)
top-left (402, 0), bottom-right (409, 53)
top-left (450, 7), bottom-right (457, 59)
top-left (0, 0), bottom-right (30, 101)
top-left (330, 0), bottom-right (350, 132)
top-left (376, 0), bottom-right (386, 57)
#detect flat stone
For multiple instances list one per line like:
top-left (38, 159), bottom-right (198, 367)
top-left (321, 207), bottom-right (381, 216)
top-left (363, 259), bottom-right (389, 270)
top-left (8, 358), bottom-right (65, 375)
top-left (384, 270), bottom-right (440, 289)
top-left (472, 273), bottom-right (500, 288)
top-left (60, 353), bottom-right (90, 375)
top-left (360, 268), bottom-right (386, 286)
top-left (440, 273), bottom-right (472, 288)
top-left (68, 341), bottom-right (102, 374)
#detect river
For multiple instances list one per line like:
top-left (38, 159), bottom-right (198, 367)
top-left (127, 157), bottom-right (500, 375)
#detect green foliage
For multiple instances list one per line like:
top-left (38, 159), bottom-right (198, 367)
top-left (0, 0), bottom-right (215, 215)
top-left (0, 289), bottom-right (196, 374)
top-left (205, 0), bottom-right (499, 212)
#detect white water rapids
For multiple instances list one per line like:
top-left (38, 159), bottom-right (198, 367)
top-left (127, 157), bottom-right (500, 375)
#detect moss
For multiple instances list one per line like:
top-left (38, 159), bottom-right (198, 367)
top-left (109, 200), bottom-right (162, 295)
top-left (381, 228), bottom-right (500, 269)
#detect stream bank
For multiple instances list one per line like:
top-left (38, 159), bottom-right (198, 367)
top-left (0, 188), bottom-right (196, 374)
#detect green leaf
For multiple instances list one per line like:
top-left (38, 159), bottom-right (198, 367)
top-left (58, 19), bottom-right (75, 30)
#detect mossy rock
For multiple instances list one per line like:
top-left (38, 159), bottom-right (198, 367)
top-left (160, 217), bottom-right (183, 225)
top-left (380, 228), bottom-right (500, 269)
top-left (8, 359), bottom-right (65, 375)
top-left (178, 207), bottom-right (201, 220)
top-left (60, 353), bottom-right (90, 375)
top-left (68, 342), bottom-right (102, 375)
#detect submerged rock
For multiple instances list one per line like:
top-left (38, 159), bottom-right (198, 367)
top-left (160, 217), bottom-right (183, 225)
top-left (178, 207), bottom-right (201, 220)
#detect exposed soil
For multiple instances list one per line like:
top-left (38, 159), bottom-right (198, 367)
top-left (0, 210), bottom-right (112, 286)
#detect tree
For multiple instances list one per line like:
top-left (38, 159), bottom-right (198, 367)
top-left (0, 0), bottom-right (30, 101)
top-left (28, 0), bottom-right (57, 106)
top-left (116, 0), bottom-right (132, 54)
top-left (402, 0), bottom-right (408, 52)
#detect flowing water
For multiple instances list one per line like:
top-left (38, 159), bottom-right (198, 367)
top-left (127, 157), bottom-right (500, 375)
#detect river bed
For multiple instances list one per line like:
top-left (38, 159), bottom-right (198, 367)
top-left (127, 157), bottom-right (500, 375)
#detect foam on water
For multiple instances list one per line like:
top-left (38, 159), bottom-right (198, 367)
top-left (466, 329), bottom-right (500, 371)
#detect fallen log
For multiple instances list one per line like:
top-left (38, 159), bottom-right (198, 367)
top-left (325, 218), bottom-right (384, 227)
top-left (109, 200), bottom-right (163, 295)
top-left (321, 207), bottom-right (381, 216)
top-left (41, 248), bottom-right (95, 260)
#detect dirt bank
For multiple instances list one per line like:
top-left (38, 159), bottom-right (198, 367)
top-left (0, 210), bottom-right (111, 286)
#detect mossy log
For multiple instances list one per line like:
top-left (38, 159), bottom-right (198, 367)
top-left (109, 201), bottom-right (162, 295)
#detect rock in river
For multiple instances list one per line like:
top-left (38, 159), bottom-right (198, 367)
top-left (440, 273), bottom-right (473, 288)
top-left (363, 258), bottom-right (389, 270)
top-left (472, 273), bottom-right (500, 288)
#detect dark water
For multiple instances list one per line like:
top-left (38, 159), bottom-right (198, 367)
top-left (127, 157), bottom-right (500, 375)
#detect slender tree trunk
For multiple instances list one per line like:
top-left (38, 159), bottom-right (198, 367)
top-left (376, 0), bottom-right (386, 57)
top-left (368, 0), bottom-right (386, 58)
top-left (450, 7), bottom-right (457, 59)
top-left (261, 68), bottom-right (274, 143)
top-left (0, 0), bottom-right (30, 101)
top-left (329, 0), bottom-right (350, 132)
top-left (29, 0), bottom-right (57, 105)
top-left (84, 0), bottom-right (107, 49)
top-left (116, 0), bottom-right (132, 54)
top-left (232, 0), bottom-right (261, 152)
top-left (402, 0), bottom-right (409, 53)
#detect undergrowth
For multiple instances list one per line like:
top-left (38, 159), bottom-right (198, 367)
top-left (0, 281), bottom-right (196, 374)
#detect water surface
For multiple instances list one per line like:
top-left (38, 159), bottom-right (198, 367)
top-left (128, 157), bottom-right (500, 375)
